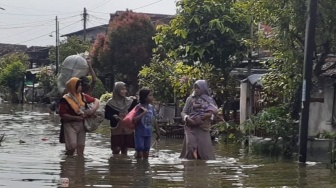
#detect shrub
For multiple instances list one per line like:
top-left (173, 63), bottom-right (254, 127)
top-left (87, 76), bottom-right (106, 99)
top-left (242, 105), bottom-right (298, 158)
top-left (100, 92), bottom-right (112, 102)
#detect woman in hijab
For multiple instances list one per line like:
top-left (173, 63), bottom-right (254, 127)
top-left (105, 82), bottom-right (138, 155)
top-left (59, 77), bottom-right (100, 156)
top-left (180, 80), bottom-right (218, 160)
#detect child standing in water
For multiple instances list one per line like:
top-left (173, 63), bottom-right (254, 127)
top-left (133, 88), bottom-right (160, 159)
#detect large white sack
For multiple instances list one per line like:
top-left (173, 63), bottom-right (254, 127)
top-left (57, 55), bottom-right (89, 94)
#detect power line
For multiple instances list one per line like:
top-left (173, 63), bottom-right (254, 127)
top-left (14, 20), bottom-right (82, 45)
top-left (0, 12), bottom-right (61, 17)
top-left (131, 0), bottom-right (165, 11)
top-left (0, 14), bottom-right (80, 27)
top-left (89, 10), bottom-right (110, 15)
top-left (88, 19), bottom-right (109, 26)
top-left (0, 3), bottom-right (79, 14)
top-left (0, 25), bottom-right (49, 40)
top-left (0, 17), bottom-right (80, 29)
top-left (90, 15), bottom-right (109, 21)
top-left (0, 18), bottom-right (54, 27)
top-left (0, 23), bottom-right (54, 30)
top-left (91, 0), bottom-right (112, 11)
top-left (0, 19), bottom-right (80, 40)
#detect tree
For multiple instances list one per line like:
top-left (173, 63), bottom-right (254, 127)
top-left (0, 53), bottom-right (28, 69)
top-left (36, 67), bottom-right (56, 94)
top-left (146, 0), bottom-right (248, 102)
top-left (49, 36), bottom-right (91, 65)
top-left (154, 0), bottom-right (249, 73)
top-left (0, 61), bottom-right (26, 103)
top-left (236, 0), bottom-right (336, 109)
top-left (108, 10), bottom-right (156, 91)
top-left (90, 33), bottom-right (111, 75)
top-left (139, 55), bottom-right (236, 104)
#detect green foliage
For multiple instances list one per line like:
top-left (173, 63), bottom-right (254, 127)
top-left (0, 53), bottom-right (29, 70)
top-left (154, 0), bottom-right (248, 71)
top-left (236, 0), bottom-right (336, 104)
top-left (92, 79), bottom-right (106, 99)
top-left (316, 130), bottom-right (336, 139)
top-left (49, 36), bottom-right (91, 64)
top-left (99, 92), bottom-right (112, 102)
top-left (242, 105), bottom-right (298, 157)
top-left (147, 0), bottom-right (248, 103)
top-left (212, 121), bottom-right (244, 143)
top-left (36, 67), bottom-right (56, 94)
top-left (87, 76), bottom-right (106, 99)
top-left (139, 55), bottom-right (215, 103)
top-left (108, 10), bottom-right (156, 86)
top-left (0, 61), bottom-right (26, 103)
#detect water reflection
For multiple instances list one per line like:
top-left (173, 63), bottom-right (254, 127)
top-left (182, 160), bottom-right (214, 188)
top-left (1, 104), bottom-right (336, 188)
top-left (60, 156), bottom-right (86, 187)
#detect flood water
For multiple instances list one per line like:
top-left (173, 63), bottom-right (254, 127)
top-left (1, 103), bottom-right (336, 188)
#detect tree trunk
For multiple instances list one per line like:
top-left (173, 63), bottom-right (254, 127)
top-left (290, 84), bottom-right (302, 120)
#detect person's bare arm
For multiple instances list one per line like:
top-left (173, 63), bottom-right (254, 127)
top-left (87, 58), bottom-right (97, 83)
top-left (154, 119), bottom-right (160, 140)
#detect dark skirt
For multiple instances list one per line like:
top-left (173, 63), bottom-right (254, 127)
top-left (59, 121), bottom-right (65, 143)
top-left (111, 132), bottom-right (135, 149)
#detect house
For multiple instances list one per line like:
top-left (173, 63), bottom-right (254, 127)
top-left (26, 46), bottom-right (51, 69)
top-left (61, 11), bottom-right (174, 43)
top-left (0, 43), bottom-right (27, 56)
top-left (0, 43), bottom-right (51, 69)
top-left (109, 11), bottom-right (174, 25)
top-left (61, 24), bottom-right (108, 43)
top-left (308, 56), bottom-right (336, 136)
top-left (239, 74), bottom-right (267, 125)
top-left (238, 55), bottom-right (336, 137)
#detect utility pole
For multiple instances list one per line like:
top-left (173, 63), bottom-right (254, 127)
top-left (55, 16), bottom-right (59, 75)
top-left (247, 16), bottom-right (253, 76)
top-left (83, 7), bottom-right (88, 41)
top-left (247, 16), bottom-right (253, 119)
top-left (299, 0), bottom-right (318, 163)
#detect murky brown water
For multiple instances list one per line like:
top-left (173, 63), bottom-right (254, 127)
top-left (1, 103), bottom-right (336, 188)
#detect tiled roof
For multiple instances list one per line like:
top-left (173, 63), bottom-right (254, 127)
top-left (319, 56), bottom-right (336, 77)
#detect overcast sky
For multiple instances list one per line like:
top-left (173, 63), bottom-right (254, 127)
top-left (0, 0), bottom-right (177, 47)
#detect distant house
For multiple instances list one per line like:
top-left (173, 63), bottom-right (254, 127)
top-left (61, 24), bottom-right (108, 43)
top-left (0, 43), bottom-right (27, 56)
top-left (61, 11), bottom-right (174, 43)
top-left (0, 43), bottom-right (50, 69)
top-left (26, 46), bottom-right (50, 69)
top-left (109, 11), bottom-right (174, 25)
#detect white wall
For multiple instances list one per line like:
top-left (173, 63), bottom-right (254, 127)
top-left (240, 82), bottom-right (248, 126)
top-left (308, 78), bottom-right (335, 136)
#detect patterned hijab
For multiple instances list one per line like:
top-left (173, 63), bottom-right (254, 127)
top-left (63, 77), bottom-right (85, 114)
top-left (106, 82), bottom-right (134, 112)
top-left (192, 80), bottom-right (214, 104)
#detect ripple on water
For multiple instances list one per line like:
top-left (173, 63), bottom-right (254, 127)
top-left (1, 104), bottom-right (336, 188)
